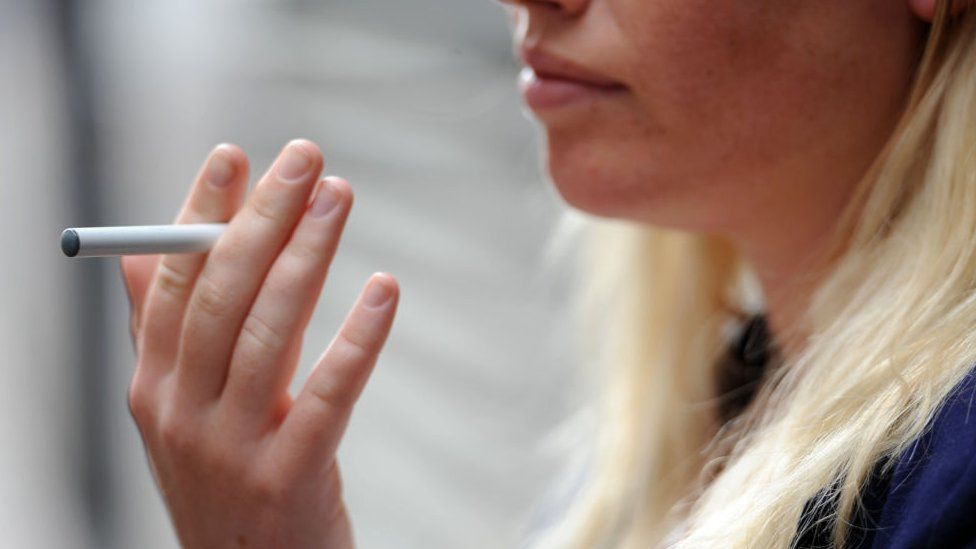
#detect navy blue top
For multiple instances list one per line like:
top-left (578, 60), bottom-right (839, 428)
top-left (796, 370), bottom-right (976, 548)
top-left (523, 316), bottom-right (976, 548)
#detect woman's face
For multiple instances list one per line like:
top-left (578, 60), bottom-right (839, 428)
top-left (506, 0), bottom-right (927, 235)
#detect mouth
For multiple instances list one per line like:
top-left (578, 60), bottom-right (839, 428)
top-left (518, 48), bottom-right (628, 111)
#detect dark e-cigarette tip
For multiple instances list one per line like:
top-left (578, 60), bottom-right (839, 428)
top-left (61, 229), bottom-right (80, 258)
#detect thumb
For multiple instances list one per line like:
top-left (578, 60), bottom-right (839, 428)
top-left (119, 255), bottom-right (160, 339)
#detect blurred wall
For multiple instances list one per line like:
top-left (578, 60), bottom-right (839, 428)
top-left (0, 2), bottom-right (93, 547)
top-left (0, 0), bottom-right (580, 547)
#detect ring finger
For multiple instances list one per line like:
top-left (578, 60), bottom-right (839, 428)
top-left (220, 176), bottom-right (353, 429)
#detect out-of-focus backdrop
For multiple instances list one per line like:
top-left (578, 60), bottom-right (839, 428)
top-left (0, 1), bottom-right (581, 547)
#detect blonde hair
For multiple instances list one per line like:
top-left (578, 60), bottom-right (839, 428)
top-left (532, 2), bottom-right (976, 547)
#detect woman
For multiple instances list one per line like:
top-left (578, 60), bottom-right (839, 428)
top-left (119, 0), bottom-right (976, 547)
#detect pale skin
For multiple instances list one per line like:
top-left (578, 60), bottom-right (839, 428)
top-left (121, 140), bottom-right (398, 548)
top-left (503, 0), bottom-right (951, 356)
top-left (119, 0), bottom-right (952, 547)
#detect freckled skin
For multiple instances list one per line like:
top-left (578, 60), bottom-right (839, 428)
top-left (515, 1), bottom-right (926, 236)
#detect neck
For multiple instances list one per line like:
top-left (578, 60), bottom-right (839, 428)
top-left (747, 239), bottom-right (832, 361)
top-left (730, 186), bottom-right (855, 361)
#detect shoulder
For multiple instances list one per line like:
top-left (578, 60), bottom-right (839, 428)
top-left (867, 369), bottom-right (976, 548)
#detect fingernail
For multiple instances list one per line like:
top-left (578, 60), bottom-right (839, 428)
top-left (363, 275), bottom-right (394, 308)
top-left (275, 141), bottom-right (314, 183)
top-left (309, 179), bottom-right (340, 217)
top-left (206, 149), bottom-right (235, 188)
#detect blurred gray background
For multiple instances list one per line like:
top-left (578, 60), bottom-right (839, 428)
top-left (0, 0), bottom-right (581, 547)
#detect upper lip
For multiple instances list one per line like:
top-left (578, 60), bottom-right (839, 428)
top-left (519, 47), bottom-right (625, 89)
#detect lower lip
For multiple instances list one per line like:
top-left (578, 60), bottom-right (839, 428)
top-left (519, 67), bottom-right (626, 111)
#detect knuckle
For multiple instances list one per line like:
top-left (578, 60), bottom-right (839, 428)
top-left (246, 468), bottom-right (286, 507)
top-left (250, 481), bottom-right (280, 508)
top-left (127, 380), bottom-right (154, 426)
top-left (155, 260), bottom-right (195, 300)
top-left (194, 273), bottom-right (233, 319)
top-left (264, 262), bottom-right (303, 295)
top-left (250, 192), bottom-right (283, 224)
top-left (286, 234), bottom-right (326, 264)
top-left (158, 412), bottom-right (198, 458)
top-left (336, 330), bottom-right (374, 362)
top-left (309, 374), bottom-right (358, 411)
top-left (240, 312), bottom-right (288, 353)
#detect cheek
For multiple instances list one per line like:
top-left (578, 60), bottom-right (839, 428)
top-left (543, 0), bottom-right (922, 229)
top-left (540, 0), bottom-right (790, 222)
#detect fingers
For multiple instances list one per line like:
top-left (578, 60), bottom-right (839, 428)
top-left (274, 273), bottom-right (399, 474)
top-left (221, 177), bottom-right (354, 428)
top-left (138, 144), bottom-right (249, 364)
top-left (176, 140), bottom-right (324, 406)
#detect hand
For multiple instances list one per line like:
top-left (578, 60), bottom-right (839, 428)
top-left (119, 140), bottom-right (399, 549)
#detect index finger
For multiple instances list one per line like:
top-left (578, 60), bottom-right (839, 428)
top-left (138, 144), bottom-right (249, 362)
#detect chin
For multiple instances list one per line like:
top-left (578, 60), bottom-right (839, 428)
top-left (542, 131), bottom-right (725, 233)
top-left (544, 132), bottom-right (659, 219)
top-left (542, 132), bottom-right (623, 214)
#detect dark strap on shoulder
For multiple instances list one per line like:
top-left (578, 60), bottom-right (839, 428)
top-left (715, 314), bottom-right (776, 424)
